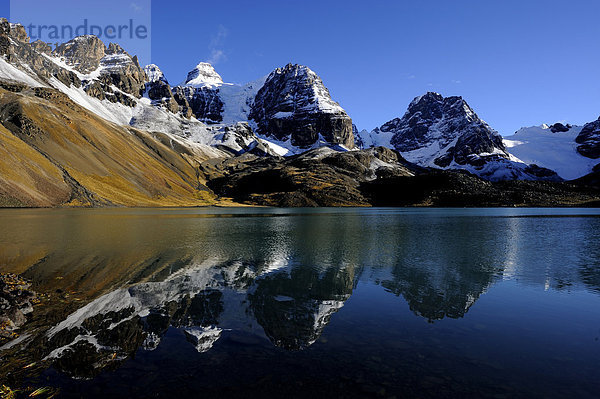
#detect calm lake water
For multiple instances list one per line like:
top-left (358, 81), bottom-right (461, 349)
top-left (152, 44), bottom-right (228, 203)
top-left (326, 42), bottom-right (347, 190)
top-left (1, 208), bottom-right (599, 398)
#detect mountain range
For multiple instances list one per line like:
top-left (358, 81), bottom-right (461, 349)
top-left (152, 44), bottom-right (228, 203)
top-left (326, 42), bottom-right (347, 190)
top-left (0, 18), bottom-right (599, 207)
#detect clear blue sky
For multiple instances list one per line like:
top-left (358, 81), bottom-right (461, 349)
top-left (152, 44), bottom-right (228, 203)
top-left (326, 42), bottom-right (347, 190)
top-left (3, 0), bottom-right (600, 135)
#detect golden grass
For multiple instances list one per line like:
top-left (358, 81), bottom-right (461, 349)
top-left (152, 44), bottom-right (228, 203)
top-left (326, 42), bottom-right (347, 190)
top-left (0, 87), bottom-right (228, 208)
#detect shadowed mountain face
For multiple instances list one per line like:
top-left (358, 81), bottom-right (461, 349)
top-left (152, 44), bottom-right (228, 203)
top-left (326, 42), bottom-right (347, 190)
top-left (576, 117), bottom-right (600, 159)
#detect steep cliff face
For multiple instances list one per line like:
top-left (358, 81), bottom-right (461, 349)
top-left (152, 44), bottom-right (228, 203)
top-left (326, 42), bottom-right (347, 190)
top-left (0, 22), bottom-right (148, 108)
top-left (249, 64), bottom-right (354, 149)
top-left (143, 64), bottom-right (179, 113)
top-left (171, 63), bottom-right (225, 123)
top-left (173, 85), bottom-right (224, 123)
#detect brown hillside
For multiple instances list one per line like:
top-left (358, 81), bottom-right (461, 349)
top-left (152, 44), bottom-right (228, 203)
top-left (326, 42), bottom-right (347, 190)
top-left (0, 84), bottom-right (220, 207)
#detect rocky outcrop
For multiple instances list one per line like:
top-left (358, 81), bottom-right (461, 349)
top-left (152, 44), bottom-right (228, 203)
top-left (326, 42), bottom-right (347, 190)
top-left (96, 43), bottom-right (147, 98)
top-left (202, 146), bottom-right (598, 207)
top-left (362, 170), bottom-right (600, 207)
top-left (0, 22), bottom-right (147, 108)
top-left (550, 122), bottom-right (572, 133)
top-left (55, 38), bottom-right (149, 104)
top-left (382, 92), bottom-right (507, 167)
top-left (0, 274), bottom-right (38, 345)
top-left (53, 35), bottom-right (106, 74)
top-left (249, 64), bottom-right (354, 149)
top-left (576, 117), bottom-right (600, 159)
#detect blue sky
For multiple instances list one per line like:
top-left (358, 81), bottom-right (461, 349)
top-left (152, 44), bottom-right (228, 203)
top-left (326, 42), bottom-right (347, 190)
top-left (3, 0), bottom-right (600, 135)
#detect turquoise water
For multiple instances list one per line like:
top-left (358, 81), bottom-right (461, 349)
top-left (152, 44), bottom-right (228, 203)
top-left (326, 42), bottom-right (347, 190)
top-left (0, 208), bottom-right (599, 398)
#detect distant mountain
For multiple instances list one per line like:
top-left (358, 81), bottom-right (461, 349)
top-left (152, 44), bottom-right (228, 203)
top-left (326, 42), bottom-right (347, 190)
top-left (384, 92), bottom-right (506, 166)
top-left (356, 92), bottom-right (560, 182)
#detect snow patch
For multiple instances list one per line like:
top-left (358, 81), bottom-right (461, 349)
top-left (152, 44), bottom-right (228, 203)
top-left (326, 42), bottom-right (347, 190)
top-left (504, 124), bottom-right (595, 180)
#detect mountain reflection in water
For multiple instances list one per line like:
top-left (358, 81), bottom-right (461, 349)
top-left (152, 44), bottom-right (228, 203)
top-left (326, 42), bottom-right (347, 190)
top-left (0, 208), bottom-right (599, 398)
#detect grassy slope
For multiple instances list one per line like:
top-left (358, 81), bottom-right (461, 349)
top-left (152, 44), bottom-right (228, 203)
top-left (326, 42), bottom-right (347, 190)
top-left (0, 86), bottom-right (220, 207)
top-left (0, 122), bottom-right (71, 207)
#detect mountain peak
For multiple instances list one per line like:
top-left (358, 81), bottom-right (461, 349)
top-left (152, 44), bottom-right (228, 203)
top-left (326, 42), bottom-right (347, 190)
top-left (380, 92), bottom-right (506, 168)
top-left (249, 63), bottom-right (353, 148)
top-left (410, 92), bottom-right (444, 105)
top-left (184, 62), bottom-right (223, 87)
top-left (144, 64), bottom-right (167, 84)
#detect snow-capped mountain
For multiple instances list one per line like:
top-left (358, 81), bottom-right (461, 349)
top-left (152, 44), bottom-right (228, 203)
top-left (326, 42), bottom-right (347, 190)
top-left (0, 20), bottom-right (351, 157)
top-left (382, 92), bottom-right (507, 167)
top-left (181, 62), bottom-right (225, 87)
top-left (249, 63), bottom-right (354, 149)
top-left (356, 92), bottom-right (560, 181)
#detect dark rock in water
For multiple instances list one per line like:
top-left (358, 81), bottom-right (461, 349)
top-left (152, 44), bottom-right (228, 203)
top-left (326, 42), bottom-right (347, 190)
top-left (549, 123), bottom-right (571, 133)
top-left (576, 117), bottom-right (600, 159)
top-left (249, 63), bottom-right (354, 149)
top-left (0, 273), bottom-right (38, 344)
top-left (382, 92), bottom-right (507, 167)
